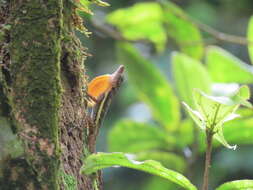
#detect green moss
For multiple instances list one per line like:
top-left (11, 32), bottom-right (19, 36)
top-left (9, 0), bottom-right (64, 188)
top-left (10, 0), bottom-right (63, 139)
top-left (60, 170), bottom-right (78, 190)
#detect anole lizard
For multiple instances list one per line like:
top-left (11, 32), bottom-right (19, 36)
top-left (87, 65), bottom-right (125, 152)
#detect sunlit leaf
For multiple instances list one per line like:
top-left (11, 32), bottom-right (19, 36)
top-left (206, 85), bottom-right (251, 108)
top-left (182, 102), bottom-right (205, 130)
top-left (161, 1), bottom-right (204, 59)
top-left (206, 46), bottom-right (253, 83)
top-left (136, 151), bottom-right (186, 172)
top-left (117, 42), bottom-right (180, 130)
top-left (211, 83), bottom-right (240, 97)
top-left (107, 2), bottom-right (166, 52)
top-left (81, 152), bottom-right (197, 190)
top-left (236, 85), bottom-right (251, 100)
top-left (172, 52), bottom-right (211, 107)
top-left (231, 85), bottom-right (252, 108)
top-left (183, 99), bottom-right (239, 149)
top-left (193, 89), bottom-right (245, 128)
top-left (174, 108), bottom-right (253, 152)
top-left (216, 180), bottom-right (253, 190)
top-left (247, 16), bottom-right (253, 64)
top-left (193, 90), bottom-right (226, 128)
top-left (184, 86), bottom-right (251, 149)
top-left (198, 109), bottom-right (253, 152)
top-left (214, 127), bottom-right (237, 150)
top-left (108, 120), bottom-right (175, 153)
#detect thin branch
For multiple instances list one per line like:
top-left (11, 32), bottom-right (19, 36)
top-left (158, 0), bottom-right (251, 46)
top-left (202, 130), bottom-right (213, 190)
top-left (193, 20), bottom-right (250, 45)
top-left (91, 19), bottom-right (217, 46)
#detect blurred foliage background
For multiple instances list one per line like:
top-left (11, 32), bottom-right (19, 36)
top-left (79, 0), bottom-right (253, 189)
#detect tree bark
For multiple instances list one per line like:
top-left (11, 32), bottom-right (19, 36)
top-left (0, 0), bottom-right (96, 189)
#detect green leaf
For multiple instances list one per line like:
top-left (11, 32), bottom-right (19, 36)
top-left (237, 85), bottom-right (251, 100)
top-left (117, 42), bottom-right (180, 130)
top-left (183, 86), bottom-right (251, 149)
top-left (108, 120), bottom-right (175, 153)
top-left (231, 85), bottom-right (252, 108)
top-left (182, 102), bottom-right (205, 130)
top-left (206, 46), bottom-right (253, 83)
top-left (107, 2), bottom-right (166, 52)
top-left (207, 85), bottom-right (251, 108)
top-left (161, 1), bottom-right (204, 59)
top-left (247, 16), bottom-right (253, 64)
top-left (141, 176), bottom-right (184, 190)
top-left (193, 89), bottom-right (242, 128)
top-left (81, 152), bottom-right (197, 190)
top-left (198, 109), bottom-right (253, 151)
top-left (216, 180), bottom-right (253, 190)
top-left (172, 52), bottom-right (211, 107)
top-left (214, 127), bottom-right (237, 150)
top-left (136, 151), bottom-right (186, 172)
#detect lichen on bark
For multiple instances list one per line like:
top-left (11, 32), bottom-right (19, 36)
top-left (5, 0), bottom-right (63, 188)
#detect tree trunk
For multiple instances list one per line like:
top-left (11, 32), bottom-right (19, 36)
top-left (0, 0), bottom-right (96, 189)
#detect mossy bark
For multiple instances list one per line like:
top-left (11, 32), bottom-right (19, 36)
top-left (0, 0), bottom-right (96, 189)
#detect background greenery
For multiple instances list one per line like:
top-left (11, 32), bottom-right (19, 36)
top-left (80, 0), bottom-right (253, 189)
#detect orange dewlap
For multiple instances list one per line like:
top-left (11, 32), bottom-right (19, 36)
top-left (87, 74), bottom-right (113, 100)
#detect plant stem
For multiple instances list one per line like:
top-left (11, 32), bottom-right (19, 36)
top-left (202, 130), bottom-right (213, 190)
